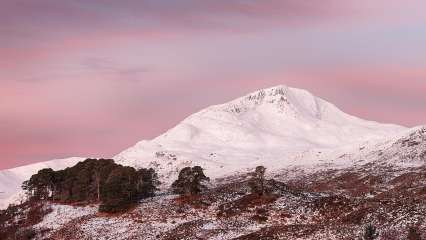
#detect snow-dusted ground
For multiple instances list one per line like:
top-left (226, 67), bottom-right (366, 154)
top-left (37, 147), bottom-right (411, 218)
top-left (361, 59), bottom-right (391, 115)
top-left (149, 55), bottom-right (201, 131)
top-left (35, 204), bottom-right (97, 232)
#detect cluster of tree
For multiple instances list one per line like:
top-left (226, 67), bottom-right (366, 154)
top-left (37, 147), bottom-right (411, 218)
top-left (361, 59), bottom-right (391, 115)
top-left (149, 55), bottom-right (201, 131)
top-left (22, 159), bottom-right (159, 213)
top-left (22, 158), bottom-right (268, 213)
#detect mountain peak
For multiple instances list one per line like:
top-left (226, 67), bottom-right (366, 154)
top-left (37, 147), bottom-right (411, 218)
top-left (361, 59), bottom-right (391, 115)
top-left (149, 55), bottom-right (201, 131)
top-left (113, 85), bottom-right (406, 173)
top-left (153, 85), bottom-right (405, 147)
top-left (239, 85), bottom-right (302, 103)
top-left (219, 85), bottom-right (327, 122)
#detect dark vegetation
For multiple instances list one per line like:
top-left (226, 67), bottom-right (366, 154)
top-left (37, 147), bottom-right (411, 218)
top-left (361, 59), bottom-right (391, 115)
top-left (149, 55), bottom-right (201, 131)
top-left (172, 166), bottom-right (210, 196)
top-left (22, 158), bottom-right (160, 213)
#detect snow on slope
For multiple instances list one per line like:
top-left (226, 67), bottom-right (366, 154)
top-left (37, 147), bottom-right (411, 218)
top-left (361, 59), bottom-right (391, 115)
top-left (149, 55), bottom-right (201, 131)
top-left (0, 157), bottom-right (84, 209)
top-left (341, 125), bottom-right (426, 167)
top-left (114, 85), bottom-right (407, 182)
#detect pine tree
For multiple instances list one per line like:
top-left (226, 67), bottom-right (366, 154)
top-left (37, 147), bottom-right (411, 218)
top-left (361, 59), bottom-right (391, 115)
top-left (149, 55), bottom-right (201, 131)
top-left (22, 168), bottom-right (56, 200)
top-left (137, 168), bottom-right (160, 198)
top-left (171, 166), bottom-right (209, 195)
top-left (99, 166), bottom-right (138, 213)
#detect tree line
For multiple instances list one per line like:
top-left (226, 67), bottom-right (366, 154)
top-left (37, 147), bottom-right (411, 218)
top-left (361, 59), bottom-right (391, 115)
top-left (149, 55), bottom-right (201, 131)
top-left (22, 158), bottom-right (272, 213)
top-left (22, 159), bottom-right (159, 213)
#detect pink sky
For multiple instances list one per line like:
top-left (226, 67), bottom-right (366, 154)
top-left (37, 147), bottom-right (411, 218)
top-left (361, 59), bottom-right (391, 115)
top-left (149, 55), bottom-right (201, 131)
top-left (1, 0), bottom-right (426, 169)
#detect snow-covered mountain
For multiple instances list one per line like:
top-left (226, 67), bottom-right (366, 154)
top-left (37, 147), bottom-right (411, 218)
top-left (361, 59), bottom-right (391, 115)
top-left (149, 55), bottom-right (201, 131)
top-left (0, 85), bottom-right (420, 210)
top-left (114, 85), bottom-right (406, 181)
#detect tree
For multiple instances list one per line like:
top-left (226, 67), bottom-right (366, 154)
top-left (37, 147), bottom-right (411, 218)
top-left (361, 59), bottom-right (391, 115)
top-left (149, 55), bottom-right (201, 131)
top-left (407, 226), bottom-right (422, 240)
top-left (137, 168), bottom-right (160, 198)
top-left (248, 166), bottom-right (267, 195)
top-left (99, 166), bottom-right (136, 213)
top-left (363, 224), bottom-right (379, 240)
top-left (99, 165), bottom-right (160, 213)
top-left (172, 166), bottom-right (210, 196)
top-left (22, 168), bottom-right (56, 200)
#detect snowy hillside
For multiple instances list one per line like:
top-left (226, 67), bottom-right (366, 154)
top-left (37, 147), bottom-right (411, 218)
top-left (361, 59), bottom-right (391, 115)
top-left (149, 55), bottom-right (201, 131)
top-left (114, 85), bottom-right (406, 182)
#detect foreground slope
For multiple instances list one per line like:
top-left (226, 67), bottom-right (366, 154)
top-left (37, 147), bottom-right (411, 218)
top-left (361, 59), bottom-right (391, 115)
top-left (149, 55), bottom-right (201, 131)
top-left (16, 162), bottom-right (426, 239)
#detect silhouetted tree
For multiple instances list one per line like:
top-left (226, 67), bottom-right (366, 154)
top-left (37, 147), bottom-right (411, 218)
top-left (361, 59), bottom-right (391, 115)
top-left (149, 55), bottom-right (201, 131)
top-left (22, 168), bottom-right (56, 200)
top-left (172, 166), bottom-right (210, 195)
top-left (137, 168), bottom-right (160, 198)
top-left (99, 166), bottom-right (138, 212)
